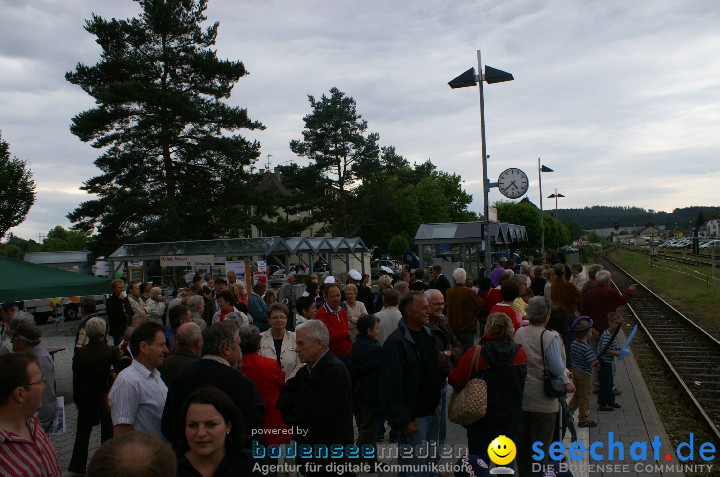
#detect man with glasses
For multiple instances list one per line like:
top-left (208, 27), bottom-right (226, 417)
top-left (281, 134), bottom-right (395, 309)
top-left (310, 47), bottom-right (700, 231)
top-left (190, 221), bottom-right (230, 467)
top-left (424, 288), bottom-right (463, 457)
top-left (9, 321), bottom-right (57, 432)
top-left (0, 353), bottom-right (61, 476)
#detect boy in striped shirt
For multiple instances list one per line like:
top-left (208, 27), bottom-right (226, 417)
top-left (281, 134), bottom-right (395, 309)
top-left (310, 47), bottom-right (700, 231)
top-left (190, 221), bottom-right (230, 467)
top-left (596, 312), bottom-right (623, 411)
top-left (568, 316), bottom-right (598, 427)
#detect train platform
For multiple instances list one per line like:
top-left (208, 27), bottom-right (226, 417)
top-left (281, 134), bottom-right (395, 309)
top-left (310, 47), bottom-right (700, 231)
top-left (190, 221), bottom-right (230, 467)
top-left (578, 328), bottom-right (684, 477)
top-left (37, 322), bottom-right (688, 477)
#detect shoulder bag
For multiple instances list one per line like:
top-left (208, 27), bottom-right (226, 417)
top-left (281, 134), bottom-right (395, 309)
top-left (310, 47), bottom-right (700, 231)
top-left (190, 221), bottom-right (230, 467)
top-left (541, 329), bottom-right (566, 398)
top-left (448, 345), bottom-right (488, 426)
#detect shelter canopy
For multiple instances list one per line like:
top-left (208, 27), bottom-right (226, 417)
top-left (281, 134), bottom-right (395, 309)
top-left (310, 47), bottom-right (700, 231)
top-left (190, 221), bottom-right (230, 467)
top-left (108, 236), bottom-right (370, 261)
top-left (414, 221), bottom-right (527, 245)
top-left (0, 256), bottom-right (111, 301)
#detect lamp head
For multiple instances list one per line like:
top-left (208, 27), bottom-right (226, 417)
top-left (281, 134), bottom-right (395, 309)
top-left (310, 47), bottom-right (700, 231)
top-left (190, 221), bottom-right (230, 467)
top-left (448, 68), bottom-right (478, 88)
top-left (483, 65), bottom-right (514, 84)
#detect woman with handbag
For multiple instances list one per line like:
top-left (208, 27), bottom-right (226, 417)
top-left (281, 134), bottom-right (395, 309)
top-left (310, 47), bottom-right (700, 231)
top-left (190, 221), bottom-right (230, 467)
top-left (513, 296), bottom-right (575, 477)
top-left (67, 317), bottom-right (121, 476)
top-left (448, 312), bottom-right (527, 468)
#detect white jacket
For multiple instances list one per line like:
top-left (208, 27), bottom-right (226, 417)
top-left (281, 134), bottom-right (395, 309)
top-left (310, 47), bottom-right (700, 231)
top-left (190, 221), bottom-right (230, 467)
top-left (259, 329), bottom-right (303, 380)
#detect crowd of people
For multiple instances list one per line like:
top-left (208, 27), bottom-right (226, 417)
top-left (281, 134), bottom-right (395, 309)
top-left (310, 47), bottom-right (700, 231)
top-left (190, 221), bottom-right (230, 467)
top-left (0, 257), bottom-right (638, 477)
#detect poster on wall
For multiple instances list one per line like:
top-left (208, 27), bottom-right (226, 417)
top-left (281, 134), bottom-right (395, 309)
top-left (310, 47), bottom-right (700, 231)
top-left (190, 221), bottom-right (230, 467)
top-left (160, 255), bottom-right (214, 267)
top-left (225, 260), bottom-right (246, 281)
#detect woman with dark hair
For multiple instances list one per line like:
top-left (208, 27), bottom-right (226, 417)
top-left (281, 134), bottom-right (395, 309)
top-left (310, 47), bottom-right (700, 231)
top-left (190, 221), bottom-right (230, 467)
top-left (240, 326), bottom-right (291, 451)
top-left (263, 290), bottom-right (276, 306)
top-left (176, 386), bottom-right (253, 477)
top-left (350, 314), bottom-right (382, 453)
top-left (294, 295), bottom-right (316, 328)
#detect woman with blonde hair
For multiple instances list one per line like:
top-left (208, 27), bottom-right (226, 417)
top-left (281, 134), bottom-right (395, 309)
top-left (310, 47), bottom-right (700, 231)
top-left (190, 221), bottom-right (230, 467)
top-left (344, 284), bottom-right (367, 340)
top-left (448, 312), bottom-right (528, 468)
top-left (373, 274), bottom-right (393, 312)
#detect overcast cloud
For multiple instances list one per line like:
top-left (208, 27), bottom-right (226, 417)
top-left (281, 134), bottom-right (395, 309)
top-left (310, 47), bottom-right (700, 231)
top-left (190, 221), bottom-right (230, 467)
top-left (1, 0), bottom-right (719, 240)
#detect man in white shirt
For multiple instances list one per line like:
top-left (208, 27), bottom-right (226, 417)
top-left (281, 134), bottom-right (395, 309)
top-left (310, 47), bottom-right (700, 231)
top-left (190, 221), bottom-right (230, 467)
top-left (109, 321), bottom-right (168, 438)
top-left (375, 288), bottom-right (401, 347)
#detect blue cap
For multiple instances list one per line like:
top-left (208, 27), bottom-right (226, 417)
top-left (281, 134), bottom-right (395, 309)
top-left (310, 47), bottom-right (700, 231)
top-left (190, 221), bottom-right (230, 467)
top-left (571, 315), bottom-right (593, 332)
top-left (1, 301), bottom-right (17, 310)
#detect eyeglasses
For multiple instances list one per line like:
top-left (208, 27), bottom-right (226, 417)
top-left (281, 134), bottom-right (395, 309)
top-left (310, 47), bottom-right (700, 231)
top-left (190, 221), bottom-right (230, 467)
top-left (25, 377), bottom-right (47, 387)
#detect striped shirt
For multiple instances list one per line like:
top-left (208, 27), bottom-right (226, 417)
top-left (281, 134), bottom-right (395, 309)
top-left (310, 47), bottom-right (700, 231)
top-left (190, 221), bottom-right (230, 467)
top-left (597, 328), bottom-right (619, 363)
top-left (108, 359), bottom-right (168, 436)
top-left (0, 415), bottom-right (61, 477)
top-left (570, 339), bottom-right (596, 375)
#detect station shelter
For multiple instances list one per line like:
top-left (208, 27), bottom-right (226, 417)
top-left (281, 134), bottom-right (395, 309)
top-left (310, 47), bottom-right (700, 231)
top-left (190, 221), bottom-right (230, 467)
top-left (414, 221), bottom-right (528, 280)
top-left (107, 236), bottom-right (371, 288)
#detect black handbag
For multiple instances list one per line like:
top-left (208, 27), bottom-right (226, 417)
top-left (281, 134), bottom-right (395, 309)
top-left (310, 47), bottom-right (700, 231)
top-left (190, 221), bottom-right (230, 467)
top-left (541, 330), bottom-right (566, 398)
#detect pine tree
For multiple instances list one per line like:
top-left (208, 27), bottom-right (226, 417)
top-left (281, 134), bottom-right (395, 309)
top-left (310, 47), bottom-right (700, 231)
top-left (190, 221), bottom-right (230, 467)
top-left (0, 132), bottom-right (36, 239)
top-left (66, 0), bottom-right (264, 253)
top-left (289, 87), bottom-right (380, 236)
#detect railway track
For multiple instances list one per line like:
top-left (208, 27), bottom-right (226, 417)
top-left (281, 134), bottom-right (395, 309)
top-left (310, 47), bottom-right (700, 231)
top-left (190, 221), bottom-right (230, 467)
top-left (620, 246), bottom-right (719, 269)
top-left (598, 253), bottom-right (720, 442)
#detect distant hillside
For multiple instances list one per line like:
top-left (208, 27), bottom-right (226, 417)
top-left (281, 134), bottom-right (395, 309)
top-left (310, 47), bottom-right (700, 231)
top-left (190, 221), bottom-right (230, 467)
top-left (556, 206), bottom-right (720, 231)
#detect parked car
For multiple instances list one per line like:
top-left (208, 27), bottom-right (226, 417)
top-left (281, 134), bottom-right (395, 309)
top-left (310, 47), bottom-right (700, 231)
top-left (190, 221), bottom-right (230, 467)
top-left (371, 260), bottom-right (398, 278)
top-left (268, 268), bottom-right (288, 287)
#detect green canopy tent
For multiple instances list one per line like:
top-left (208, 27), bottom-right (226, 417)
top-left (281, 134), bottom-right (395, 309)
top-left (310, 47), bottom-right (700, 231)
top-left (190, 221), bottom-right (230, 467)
top-left (0, 256), bottom-right (111, 302)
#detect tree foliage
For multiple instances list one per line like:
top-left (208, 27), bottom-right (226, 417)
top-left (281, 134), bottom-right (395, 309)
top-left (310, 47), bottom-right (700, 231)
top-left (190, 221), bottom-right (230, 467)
top-left (495, 201), bottom-right (570, 253)
top-left (41, 226), bottom-right (94, 252)
top-left (0, 132), bottom-right (36, 239)
top-left (387, 234), bottom-right (409, 259)
top-left (558, 205), bottom-right (720, 231)
top-left (289, 87), bottom-right (380, 236)
top-left (282, 87), bottom-right (477, 251)
top-left (66, 0), bottom-right (264, 254)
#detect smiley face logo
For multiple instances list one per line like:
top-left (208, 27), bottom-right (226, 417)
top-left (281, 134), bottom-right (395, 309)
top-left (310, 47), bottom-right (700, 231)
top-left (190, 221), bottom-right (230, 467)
top-left (488, 435), bottom-right (516, 466)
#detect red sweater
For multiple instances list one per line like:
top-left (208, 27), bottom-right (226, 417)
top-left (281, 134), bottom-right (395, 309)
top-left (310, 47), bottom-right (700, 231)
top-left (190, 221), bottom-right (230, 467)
top-left (316, 304), bottom-right (352, 356)
top-left (241, 353), bottom-right (290, 445)
top-left (489, 303), bottom-right (523, 331)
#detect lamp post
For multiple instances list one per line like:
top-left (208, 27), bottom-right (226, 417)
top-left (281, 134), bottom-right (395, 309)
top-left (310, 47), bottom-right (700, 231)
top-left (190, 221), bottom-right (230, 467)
top-left (449, 50), bottom-right (513, 277)
top-left (548, 188), bottom-right (565, 218)
top-left (538, 159), bottom-right (553, 256)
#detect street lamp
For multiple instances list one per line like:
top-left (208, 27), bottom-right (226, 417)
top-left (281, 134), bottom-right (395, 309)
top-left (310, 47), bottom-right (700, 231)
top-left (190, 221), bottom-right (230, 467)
top-left (538, 159), bottom-right (553, 256)
top-left (449, 50), bottom-right (513, 277)
top-left (547, 188), bottom-right (565, 218)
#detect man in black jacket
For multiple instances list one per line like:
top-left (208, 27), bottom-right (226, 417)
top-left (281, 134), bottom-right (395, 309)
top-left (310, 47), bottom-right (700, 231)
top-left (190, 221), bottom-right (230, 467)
top-left (428, 265), bottom-right (451, 298)
top-left (106, 279), bottom-right (131, 346)
top-left (161, 322), bottom-right (265, 445)
top-left (382, 291), bottom-right (445, 477)
top-left (277, 319), bottom-right (353, 476)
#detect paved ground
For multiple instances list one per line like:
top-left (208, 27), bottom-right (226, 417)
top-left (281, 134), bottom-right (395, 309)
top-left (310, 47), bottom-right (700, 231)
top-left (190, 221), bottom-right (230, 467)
top-left (36, 320), bottom-right (684, 476)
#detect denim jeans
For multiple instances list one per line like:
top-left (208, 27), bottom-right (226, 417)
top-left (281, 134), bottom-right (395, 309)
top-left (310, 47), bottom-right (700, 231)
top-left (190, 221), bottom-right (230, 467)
top-left (398, 411), bottom-right (442, 477)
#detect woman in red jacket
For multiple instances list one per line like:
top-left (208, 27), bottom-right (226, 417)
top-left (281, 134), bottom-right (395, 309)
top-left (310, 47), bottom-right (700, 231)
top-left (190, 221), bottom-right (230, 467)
top-left (449, 313), bottom-right (528, 470)
top-left (239, 325), bottom-right (291, 450)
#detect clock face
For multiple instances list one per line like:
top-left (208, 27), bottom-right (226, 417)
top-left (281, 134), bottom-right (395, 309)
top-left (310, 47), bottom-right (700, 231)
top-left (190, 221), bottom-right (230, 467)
top-left (497, 168), bottom-right (529, 199)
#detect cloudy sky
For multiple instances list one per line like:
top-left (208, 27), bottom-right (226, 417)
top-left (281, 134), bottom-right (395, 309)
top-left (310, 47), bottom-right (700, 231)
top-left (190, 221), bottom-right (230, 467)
top-left (1, 0), bottom-right (719, 241)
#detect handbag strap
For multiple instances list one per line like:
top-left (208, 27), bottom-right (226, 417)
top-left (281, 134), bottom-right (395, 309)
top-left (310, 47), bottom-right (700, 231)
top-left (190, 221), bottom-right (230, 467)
top-left (540, 329), bottom-right (549, 374)
top-left (468, 345), bottom-right (483, 379)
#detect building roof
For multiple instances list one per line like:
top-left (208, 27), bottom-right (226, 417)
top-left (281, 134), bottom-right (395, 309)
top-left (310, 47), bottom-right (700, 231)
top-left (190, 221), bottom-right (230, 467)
top-left (414, 221), bottom-right (527, 245)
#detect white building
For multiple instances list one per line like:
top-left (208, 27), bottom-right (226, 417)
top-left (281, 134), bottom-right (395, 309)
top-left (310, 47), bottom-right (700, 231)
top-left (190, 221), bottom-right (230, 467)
top-left (707, 219), bottom-right (720, 238)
